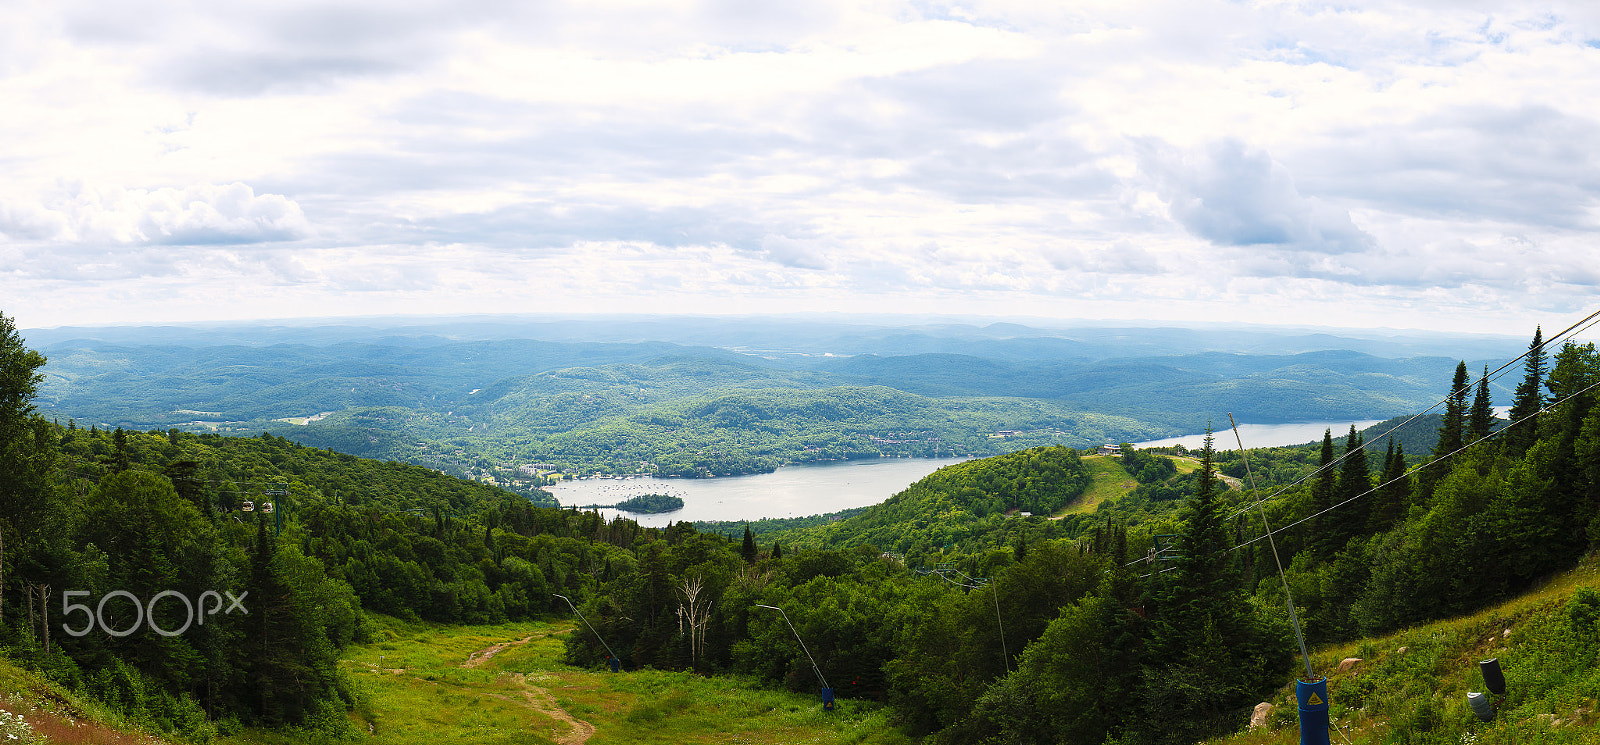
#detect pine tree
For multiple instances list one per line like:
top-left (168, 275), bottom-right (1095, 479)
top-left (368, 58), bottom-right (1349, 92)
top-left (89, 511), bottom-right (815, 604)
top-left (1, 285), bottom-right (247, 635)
top-left (1367, 440), bottom-right (1409, 533)
top-left (1506, 327), bottom-right (1547, 457)
top-left (770, 542), bottom-right (782, 560)
top-left (1437, 361), bottom-right (1470, 457)
top-left (1139, 430), bottom-right (1285, 744)
top-left (1468, 364), bottom-right (1495, 443)
top-left (1310, 429), bottom-right (1335, 557)
top-left (1419, 362), bottom-right (1472, 504)
top-left (741, 526), bottom-right (757, 563)
top-left (110, 426), bottom-right (131, 473)
top-left (1327, 425), bottom-right (1370, 552)
top-left (0, 311), bottom-right (56, 621)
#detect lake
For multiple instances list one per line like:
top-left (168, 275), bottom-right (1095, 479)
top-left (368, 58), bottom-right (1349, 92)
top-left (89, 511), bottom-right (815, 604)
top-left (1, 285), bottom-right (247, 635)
top-left (1132, 419), bottom-right (1387, 452)
top-left (548, 418), bottom-right (1407, 525)
top-left (544, 456), bottom-right (972, 527)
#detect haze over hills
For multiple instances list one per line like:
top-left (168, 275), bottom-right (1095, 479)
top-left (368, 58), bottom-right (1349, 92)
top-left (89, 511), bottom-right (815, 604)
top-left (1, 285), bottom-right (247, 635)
top-left (20, 314), bottom-right (1529, 483)
top-left (20, 313), bottom-right (1530, 360)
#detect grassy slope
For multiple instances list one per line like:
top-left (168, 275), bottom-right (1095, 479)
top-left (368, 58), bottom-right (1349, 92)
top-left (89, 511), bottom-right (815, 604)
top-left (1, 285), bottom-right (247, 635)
top-left (0, 654), bottom-right (172, 744)
top-left (1052, 453), bottom-right (1202, 517)
top-left (222, 616), bottom-right (913, 745)
top-left (1214, 556), bottom-right (1600, 745)
top-left (1056, 455), bottom-right (1135, 516)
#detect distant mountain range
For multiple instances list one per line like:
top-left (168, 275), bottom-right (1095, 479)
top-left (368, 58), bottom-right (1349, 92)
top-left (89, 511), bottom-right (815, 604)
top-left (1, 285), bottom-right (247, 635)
top-left (20, 314), bottom-right (1528, 479)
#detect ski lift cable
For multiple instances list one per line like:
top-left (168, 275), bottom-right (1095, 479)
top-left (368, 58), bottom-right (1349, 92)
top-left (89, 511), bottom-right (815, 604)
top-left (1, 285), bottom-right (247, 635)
top-left (1230, 413), bottom-right (1316, 680)
top-left (912, 566), bottom-right (1010, 670)
top-left (1230, 378), bottom-right (1600, 555)
top-left (1124, 344), bottom-right (1600, 572)
top-left (1227, 309), bottom-right (1600, 520)
top-left (1227, 307), bottom-right (1600, 521)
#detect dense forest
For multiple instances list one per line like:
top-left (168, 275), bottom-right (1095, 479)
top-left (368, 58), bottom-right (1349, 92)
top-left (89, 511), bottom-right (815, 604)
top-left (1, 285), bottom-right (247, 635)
top-left (29, 322), bottom-right (1491, 483)
top-left (5, 310), bottom-right (1600, 744)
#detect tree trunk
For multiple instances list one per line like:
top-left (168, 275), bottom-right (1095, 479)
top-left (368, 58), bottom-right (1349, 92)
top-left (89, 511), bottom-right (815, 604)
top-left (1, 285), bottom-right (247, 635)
top-left (38, 583), bottom-right (48, 655)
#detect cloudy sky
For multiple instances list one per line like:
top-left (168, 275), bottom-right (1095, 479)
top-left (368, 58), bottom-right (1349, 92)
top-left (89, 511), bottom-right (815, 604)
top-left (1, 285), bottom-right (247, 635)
top-left (3, 0), bottom-right (1599, 335)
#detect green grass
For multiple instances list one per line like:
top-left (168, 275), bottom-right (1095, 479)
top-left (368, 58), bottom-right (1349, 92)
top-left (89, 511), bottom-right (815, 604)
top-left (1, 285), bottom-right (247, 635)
top-left (0, 653), bottom-right (175, 744)
top-left (1055, 455), bottom-right (1135, 516)
top-left (218, 615), bottom-right (915, 745)
top-left (1211, 555), bottom-right (1600, 745)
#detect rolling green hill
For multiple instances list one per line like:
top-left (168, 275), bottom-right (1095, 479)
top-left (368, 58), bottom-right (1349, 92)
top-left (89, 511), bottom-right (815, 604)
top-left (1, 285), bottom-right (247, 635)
top-left (24, 319), bottom-right (1503, 481)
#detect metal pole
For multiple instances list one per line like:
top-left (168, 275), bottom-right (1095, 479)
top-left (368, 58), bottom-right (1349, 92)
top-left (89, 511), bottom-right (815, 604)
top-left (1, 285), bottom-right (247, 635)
top-left (756, 604), bottom-right (829, 689)
top-left (1228, 414), bottom-right (1315, 680)
top-left (553, 594), bottom-right (619, 663)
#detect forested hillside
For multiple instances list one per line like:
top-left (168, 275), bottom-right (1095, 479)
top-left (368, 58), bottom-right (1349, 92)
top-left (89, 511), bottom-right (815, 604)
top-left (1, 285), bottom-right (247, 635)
top-left (26, 320), bottom-right (1494, 482)
top-left (7, 311), bottom-right (1600, 744)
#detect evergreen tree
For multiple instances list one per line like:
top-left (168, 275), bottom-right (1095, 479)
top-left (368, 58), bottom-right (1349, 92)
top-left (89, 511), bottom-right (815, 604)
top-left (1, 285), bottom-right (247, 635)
top-left (162, 459), bottom-right (207, 516)
top-left (1537, 341), bottom-right (1600, 558)
top-left (1139, 430), bottom-right (1287, 744)
top-left (1507, 327), bottom-right (1547, 457)
top-left (1469, 364), bottom-right (1495, 443)
top-left (1419, 362), bottom-right (1471, 503)
top-left (245, 515), bottom-right (291, 723)
top-left (1368, 440), bottom-right (1409, 533)
top-left (1326, 426), bottom-right (1370, 552)
top-left (110, 426), bottom-right (131, 473)
top-left (1437, 361), bottom-right (1470, 457)
top-left (770, 542), bottom-right (782, 560)
top-left (1310, 429), bottom-right (1335, 557)
top-left (741, 526), bottom-right (757, 563)
top-left (0, 311), bottom-right (56, 630)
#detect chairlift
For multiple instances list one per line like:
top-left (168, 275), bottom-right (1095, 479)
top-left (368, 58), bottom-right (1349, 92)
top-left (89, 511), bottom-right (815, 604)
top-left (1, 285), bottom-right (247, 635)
top-left (1151, 534), bottom-right (1181, 562)
top-left (262, 502), bottom-right (275, 514)
top-left (241, 500), bottom-right (255, 512)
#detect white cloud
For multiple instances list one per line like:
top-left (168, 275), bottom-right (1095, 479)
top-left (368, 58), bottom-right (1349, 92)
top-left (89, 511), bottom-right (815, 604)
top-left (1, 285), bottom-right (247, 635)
top-left (0, 183), bottom-right (311, 247)
top-left (3, 0), bottom-right (1600, 335)
top-left (760, 235), bottom-right (830, 270)
top-left (1142, 139), bottom-right (1375, 255)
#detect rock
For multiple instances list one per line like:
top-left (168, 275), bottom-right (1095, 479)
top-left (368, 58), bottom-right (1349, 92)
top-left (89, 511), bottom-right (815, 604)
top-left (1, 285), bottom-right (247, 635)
top-left (1504, 628), bottom-right (1513, 638)
top-left (1336, 657), bottom-right (1362, 673)
top-left (1395, 646), bottom-right (1408, 654)
top-left (1250, 702), bottom-right (1273, 730)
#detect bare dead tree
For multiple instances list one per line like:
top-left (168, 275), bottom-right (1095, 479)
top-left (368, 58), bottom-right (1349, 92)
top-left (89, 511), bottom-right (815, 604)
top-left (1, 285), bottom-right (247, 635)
top-left (675, 574), bottom-right (713, 665)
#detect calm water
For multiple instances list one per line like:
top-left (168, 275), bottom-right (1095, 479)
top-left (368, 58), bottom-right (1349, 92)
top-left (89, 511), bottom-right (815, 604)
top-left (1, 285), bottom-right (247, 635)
top-left (1132, 419), bottom-right (1387, 452)
top-left (545, 456), bottom-right (972, 527)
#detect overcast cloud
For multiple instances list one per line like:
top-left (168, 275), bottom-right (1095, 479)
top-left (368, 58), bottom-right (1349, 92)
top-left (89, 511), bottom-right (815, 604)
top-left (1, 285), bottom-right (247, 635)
top-left (4, 0), bottom-right (1600, 334)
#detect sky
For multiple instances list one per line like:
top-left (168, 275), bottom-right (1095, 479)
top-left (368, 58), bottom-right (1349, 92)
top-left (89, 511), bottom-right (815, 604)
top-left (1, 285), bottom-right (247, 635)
top-left (3, 0), bottom-right (1599, 335)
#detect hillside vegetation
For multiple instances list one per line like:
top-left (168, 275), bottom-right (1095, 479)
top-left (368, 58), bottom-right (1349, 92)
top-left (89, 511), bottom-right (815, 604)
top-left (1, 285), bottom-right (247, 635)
top-left (25, 322), bottom-right (1490, 481)
top-left (1216, 556), bottom-right (1600, 744)
top-left (7, 312), bottom-right (1600, 745)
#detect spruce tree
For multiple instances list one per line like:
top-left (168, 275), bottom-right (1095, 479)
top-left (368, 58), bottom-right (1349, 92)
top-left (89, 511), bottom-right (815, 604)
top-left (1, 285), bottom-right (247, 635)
top-left (1507, 326), bottom-right (1547, 457)
top-left (110, 426), bottom-right (131, 473)
top-left (1419, 362), bottom-right (1472, 504)
top-left (1327, 425), bottom-right (1370, 551)
top-left (1437, 361), bottom-right (1470, 457)
top-left (1468, 364), bottom-right (1495, 443)
top-left (1367, 440), bottom-right (1409, 533)
top-left (741, 526), bottom-right (757, 563)
top-left (1310, 429), bottom-right (1335, 557)
top-left (0, 311), bottom-right (58, 612)
top-left (1139, 430), bottom-right (1284, 744)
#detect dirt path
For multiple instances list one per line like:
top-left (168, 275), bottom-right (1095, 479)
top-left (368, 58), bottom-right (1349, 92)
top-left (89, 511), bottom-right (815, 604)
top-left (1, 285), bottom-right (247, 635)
top-left (461, 635), bottom-right (536, 668)
top-left (458, 633), bottom-right (595, 744)
top-left (489, 673), bottom-right (594, 745)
